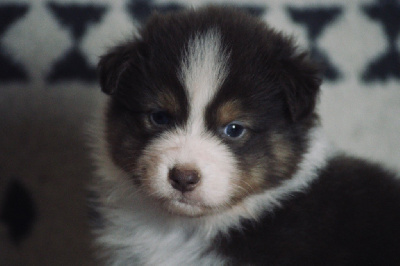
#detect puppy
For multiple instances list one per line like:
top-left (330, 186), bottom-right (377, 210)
top-left (90, 6), bottom-right (400, 265)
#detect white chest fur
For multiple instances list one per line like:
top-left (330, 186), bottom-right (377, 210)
top-left (94, 194), bottom-right (227, 265)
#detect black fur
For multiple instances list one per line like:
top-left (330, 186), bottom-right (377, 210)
top-left (216, 156), bottom-right (400, 265)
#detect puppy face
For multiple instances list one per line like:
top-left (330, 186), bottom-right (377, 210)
top-left (99, 7), bottom-right (321, 217)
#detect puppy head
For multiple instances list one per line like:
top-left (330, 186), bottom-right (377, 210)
top-left (98, 7), bottom-right (321, 217)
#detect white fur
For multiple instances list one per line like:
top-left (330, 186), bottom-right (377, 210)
top-left (137, 128), bottom-right (238, 216)
top-left (92, 99), bottom-right (335, 265)
top-left (133, 29), bottom-right (235, 216)
top-left (179, 28), bottom-right (229, 128)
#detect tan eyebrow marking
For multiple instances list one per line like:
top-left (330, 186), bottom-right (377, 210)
top-left (216, 100), bottom-right (247, 126)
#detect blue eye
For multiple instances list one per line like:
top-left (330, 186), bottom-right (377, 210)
top-left (223, 122), bottom-right (246, 139)
top-left (150, 111), bottom-right (171, 126)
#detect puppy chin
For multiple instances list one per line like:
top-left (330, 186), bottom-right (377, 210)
top-left (148, 188), bottom-right (225, 217)
top-left (164, 199), bottom-right (210, 217)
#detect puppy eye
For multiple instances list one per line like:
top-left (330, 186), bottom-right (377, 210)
top-left (223, 122), bottom-right (246, 139)
top-left (150, 111), bottom-right (171, 126)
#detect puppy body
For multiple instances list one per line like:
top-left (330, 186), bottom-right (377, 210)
top-left (90, 7), bottom-right (400, 265)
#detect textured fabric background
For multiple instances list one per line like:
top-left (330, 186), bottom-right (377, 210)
top-left (0, 0), bottom-right (399, 265)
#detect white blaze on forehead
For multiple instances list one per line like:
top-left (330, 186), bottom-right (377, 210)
top-left (134, 30), bottom-right (235, 214)
top-left (179, 28), bottom-right (230, 132)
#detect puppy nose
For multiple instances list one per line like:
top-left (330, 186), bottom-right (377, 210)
top-left (168, 166), bottom-right (200, 193)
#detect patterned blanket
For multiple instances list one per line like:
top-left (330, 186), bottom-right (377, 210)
top-left (1, 0), bottom-right (399, 264)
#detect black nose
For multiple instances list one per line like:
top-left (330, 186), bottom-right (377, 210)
top-left (168, 166), bottom-right (200, 193)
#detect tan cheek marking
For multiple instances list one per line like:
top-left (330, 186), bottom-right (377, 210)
top-left (230, 159), bottom-right (268, 203)
top-left (229, 134), bottom-right (300, 204)
top-left (136, 151), bottom-right (164, 197)
top-left (270, 133), bottom-right (297, 179)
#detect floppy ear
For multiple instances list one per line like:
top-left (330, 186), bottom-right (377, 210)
top-left (98, 41), bottom-right (146, 95)
top-left (281, 51), bottom-right (322, 122)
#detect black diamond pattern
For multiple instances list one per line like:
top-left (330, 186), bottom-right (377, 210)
top-left (0, 2), bottom-right (397, 85)
top-left (47, 47), bottom-right (98, 83)
top-left (47, 3), bottom-right (107, 83)
top-left (0, 4), bottom-right (29, 82)
top-left (127, 0), bottom-right (157, 24)
top-left (287, 7), bottom-right (343, 81)
top-left (362, 0), bottom-right (400, 81)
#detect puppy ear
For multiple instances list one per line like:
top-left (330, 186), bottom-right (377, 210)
top-left (281, 51), bottom-right (322, 122)
top-left (98, 41), bottom-right (146, 95)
